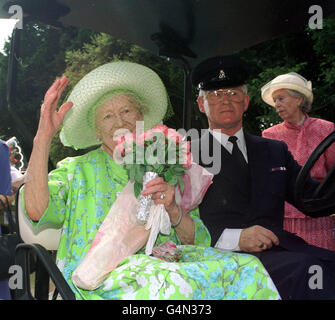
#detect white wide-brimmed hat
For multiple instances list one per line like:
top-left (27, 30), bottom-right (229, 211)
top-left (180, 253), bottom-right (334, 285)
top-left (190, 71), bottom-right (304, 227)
top-left (261, 72), bottom-right (313, 107)
top-left (60, 61), bottom-right (168, 150)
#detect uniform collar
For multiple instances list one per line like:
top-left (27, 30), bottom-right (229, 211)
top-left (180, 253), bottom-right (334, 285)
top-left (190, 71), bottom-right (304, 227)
top-left (208, 127), bottom-right (246, 148)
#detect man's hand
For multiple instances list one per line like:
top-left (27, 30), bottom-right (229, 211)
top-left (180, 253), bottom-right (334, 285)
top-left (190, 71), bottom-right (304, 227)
top-left (238, 225), bottom-right (280, 252)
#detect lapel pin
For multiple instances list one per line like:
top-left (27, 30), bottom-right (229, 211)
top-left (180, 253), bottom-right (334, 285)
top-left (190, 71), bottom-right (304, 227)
top-left (270, 166), bottom-right (286, 172)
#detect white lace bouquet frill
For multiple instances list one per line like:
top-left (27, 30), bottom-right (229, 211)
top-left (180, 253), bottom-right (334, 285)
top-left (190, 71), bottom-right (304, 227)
top-left (72, 125), bottom-right (213, 290)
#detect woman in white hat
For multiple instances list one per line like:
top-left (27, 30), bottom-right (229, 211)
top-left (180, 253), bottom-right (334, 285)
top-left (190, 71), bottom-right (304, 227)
top-left (261, 72), bottom-right (335, 250)
top-left (21, 61), bottom-right (280, 300)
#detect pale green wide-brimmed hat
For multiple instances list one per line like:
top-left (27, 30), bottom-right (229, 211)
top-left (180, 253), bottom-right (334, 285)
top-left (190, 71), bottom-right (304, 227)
top-left (60, 61), bottom-right (168, 149)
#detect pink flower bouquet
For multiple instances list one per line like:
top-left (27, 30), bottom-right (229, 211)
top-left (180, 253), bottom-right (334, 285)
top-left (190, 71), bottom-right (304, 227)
top-left (115, 124), bottom-right (193, 198)
top-left (72, 125), bottom-right (213, 290)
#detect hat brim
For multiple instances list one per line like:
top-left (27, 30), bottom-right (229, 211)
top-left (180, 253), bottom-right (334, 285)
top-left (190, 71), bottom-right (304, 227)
top-left (261, 82), bottom-right (313, 107)
top-left (60, 62), bottom-right (168, 150)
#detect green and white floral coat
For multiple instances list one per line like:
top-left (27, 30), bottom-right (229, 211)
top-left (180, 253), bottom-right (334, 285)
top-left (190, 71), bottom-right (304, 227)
top-left (22, 148), bottom-right (280, 300)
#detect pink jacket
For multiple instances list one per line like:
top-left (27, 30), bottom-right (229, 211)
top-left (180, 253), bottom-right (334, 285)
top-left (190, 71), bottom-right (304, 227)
top-left (262, 115), bottom-right (335, 219)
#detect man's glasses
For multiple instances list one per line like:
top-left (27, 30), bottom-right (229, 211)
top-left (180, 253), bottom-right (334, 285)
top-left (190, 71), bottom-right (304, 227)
top-left (205, 89), bottom-right (245, 103)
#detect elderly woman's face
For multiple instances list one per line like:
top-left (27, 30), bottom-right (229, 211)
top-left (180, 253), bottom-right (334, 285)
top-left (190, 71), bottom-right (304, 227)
top-left (95, 94), bottom-right (143, 153)
top-left (272, 89), bottom-right (303, 121)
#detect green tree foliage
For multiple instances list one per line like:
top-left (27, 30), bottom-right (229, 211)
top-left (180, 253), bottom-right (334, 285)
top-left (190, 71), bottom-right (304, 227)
top-left (309, 18), bottom-right (335, 117)
top-left (238, 17), bottom-right (335, 135)
top-left (0, 23), bottom-right (97, 163)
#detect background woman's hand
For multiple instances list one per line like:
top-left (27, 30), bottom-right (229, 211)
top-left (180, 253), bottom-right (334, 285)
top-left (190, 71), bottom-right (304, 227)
top-left (36, 76), bottom-right (73, 141)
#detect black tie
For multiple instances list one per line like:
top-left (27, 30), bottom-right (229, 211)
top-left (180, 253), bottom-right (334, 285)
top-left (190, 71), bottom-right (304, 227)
top-left (228, 136), bottom-right (248, 171)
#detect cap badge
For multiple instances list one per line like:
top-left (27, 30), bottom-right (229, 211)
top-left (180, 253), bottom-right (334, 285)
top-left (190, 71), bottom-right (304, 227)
top-left (218, 69), bottom-right (226, 79)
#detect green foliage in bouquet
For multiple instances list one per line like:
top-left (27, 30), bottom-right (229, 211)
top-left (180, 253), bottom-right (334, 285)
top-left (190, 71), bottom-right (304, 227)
top-left (115, 125), bottom-right (192, 198)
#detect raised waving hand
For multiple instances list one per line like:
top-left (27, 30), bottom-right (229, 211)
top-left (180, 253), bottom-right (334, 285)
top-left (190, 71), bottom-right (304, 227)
top-left (36, 76), bottom-right (73, 141)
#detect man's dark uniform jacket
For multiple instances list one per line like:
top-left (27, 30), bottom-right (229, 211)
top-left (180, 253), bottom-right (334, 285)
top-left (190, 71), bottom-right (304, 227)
top-left (191, 130), bottom-right (335, 299)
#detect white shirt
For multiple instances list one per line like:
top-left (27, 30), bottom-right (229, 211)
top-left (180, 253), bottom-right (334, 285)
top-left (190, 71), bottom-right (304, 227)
top-left (208, 127), bottom-right (248, 163)
top-left (207, 128), bottom-right (246, 251)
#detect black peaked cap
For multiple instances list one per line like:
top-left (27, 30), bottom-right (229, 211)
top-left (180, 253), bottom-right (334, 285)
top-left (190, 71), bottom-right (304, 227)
top-left (191, 55), bottom-right (249, 90)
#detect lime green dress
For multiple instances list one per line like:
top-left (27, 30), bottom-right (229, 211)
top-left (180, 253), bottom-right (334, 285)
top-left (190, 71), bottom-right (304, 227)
top-left (22, 148), bottom-right (280, 300)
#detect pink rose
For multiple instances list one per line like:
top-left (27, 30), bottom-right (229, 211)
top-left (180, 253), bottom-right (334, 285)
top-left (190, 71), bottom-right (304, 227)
top-left (150, 125), bottom-right (170, 143)
top-left (115, 135), bottom-right (125, 145)
top-left (124, 132), bottom-right (135, 145)
top-left (167, 128), bottom-right (183, 145)
top-left (151, 124), bottom-right (169, 137)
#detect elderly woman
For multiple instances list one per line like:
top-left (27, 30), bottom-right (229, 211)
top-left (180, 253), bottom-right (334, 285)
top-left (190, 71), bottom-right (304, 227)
top-left (261, 72), bottom-right (335, 250)
top-left (22, 61), bottom-right (279, 300)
